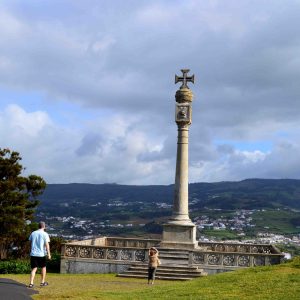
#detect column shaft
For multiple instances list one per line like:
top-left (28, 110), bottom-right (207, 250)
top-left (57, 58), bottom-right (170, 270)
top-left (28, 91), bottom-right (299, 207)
top-left (172, 125), bottom-right (191, 223)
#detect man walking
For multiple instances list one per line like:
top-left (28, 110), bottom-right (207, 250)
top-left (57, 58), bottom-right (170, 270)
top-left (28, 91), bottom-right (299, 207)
top-left (28, 221), bottom-right (51, 288)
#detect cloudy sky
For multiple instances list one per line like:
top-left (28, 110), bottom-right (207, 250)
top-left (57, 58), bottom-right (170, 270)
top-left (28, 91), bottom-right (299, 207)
top-left (1, 0), bottom-right (300, 185)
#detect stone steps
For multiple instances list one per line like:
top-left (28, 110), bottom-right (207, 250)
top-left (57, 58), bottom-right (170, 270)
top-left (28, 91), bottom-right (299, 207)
top-left (123, 270), bottom-right (205, 278)
top-left (131, 265), bottom-right (202, 273)
top-left (117, 274), bottom-right (192, 281)
top-left (117, 264), bottom-right (207, 281)
top-left (155, 248), bottom-right (190, 265)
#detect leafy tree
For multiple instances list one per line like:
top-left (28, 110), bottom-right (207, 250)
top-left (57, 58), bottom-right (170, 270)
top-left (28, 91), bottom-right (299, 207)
top-left (0, 148), bottom-right (46, 259)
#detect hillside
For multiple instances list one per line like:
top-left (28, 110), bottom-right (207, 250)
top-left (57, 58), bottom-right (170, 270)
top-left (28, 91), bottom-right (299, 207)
top-left (37, 179), bottom-right (300, 239)
top-left (39, 179), bottom-right (300, 214)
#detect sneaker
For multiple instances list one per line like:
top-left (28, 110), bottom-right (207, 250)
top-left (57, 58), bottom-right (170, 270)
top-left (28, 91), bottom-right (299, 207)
top-left (40, 282), bottom-right (49, 287)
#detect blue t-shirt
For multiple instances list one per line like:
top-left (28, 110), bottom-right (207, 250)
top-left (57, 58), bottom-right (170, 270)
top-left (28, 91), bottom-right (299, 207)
top-left (29, 229), bottom-right (50, 257)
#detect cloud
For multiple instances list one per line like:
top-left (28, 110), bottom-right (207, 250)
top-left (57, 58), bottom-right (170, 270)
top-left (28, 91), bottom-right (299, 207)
top-left (0, 104), bottom-right (176, 184)
top-left (1, 1), bottom-right (300, 184)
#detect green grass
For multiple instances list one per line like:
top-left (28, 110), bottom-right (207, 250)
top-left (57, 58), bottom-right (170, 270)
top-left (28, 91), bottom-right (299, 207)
top-left (252, 210), bottom-right (300, 234)
top-left (2, 257), bottom-right (300, 299)
top-left (200, 229), bottom-right (238, 239)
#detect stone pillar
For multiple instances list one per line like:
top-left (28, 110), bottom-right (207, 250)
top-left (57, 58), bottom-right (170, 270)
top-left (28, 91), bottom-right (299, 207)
top-left (160, 70), bottom-right (197, 250)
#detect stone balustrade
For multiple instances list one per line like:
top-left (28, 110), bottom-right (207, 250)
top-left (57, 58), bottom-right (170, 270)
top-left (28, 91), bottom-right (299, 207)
top-left (62, 244), bottom-right (148, 262)
top-left (61, 237), bottom-right (283, 272)
top-left (191, 249), bottom-right (282, 268)
top-left (198, 241), bottom-right (280, 254)
top-left (104, 237), bottom-right (160, 248)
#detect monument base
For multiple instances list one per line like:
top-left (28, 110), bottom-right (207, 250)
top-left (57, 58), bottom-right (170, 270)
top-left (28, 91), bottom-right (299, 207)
top-left (160, 223), bottom-right (198, 249)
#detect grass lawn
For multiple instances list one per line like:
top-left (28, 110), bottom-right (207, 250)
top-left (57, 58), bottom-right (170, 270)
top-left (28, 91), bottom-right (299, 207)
top-left (2, 258), bottom-right (300, 300)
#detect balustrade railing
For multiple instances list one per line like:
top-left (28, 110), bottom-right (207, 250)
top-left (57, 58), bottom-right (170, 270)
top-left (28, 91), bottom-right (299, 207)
top-left (104, 237), bottom-right (160, 248)
top-left (191, 249), bottom-right (282, 268)
top-left (62, 244), bottom-right (147, 263)
top-left (62, 237), bottom-right (283, 268)
top-left (198, 241), bottom-right (281, 254)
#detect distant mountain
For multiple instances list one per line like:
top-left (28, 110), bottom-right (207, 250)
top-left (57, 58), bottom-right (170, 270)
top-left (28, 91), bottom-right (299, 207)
top-left (189, 179), bottom-right (300, 210)
top-left (40, 183), bottom-right (173, 205)
top-left (39, 179), bottom-right (300, 216)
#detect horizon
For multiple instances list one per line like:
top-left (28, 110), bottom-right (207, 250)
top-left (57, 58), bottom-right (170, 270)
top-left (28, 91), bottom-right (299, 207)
top-left (45, 177), bottom-right (300, 186)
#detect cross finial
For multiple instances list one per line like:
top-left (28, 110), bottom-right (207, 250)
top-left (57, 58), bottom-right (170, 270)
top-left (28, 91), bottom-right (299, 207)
top-left (175, 69), bottom-right (194, 89)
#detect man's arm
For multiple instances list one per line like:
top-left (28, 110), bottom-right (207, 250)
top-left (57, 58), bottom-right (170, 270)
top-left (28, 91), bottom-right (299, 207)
top-left (45, 242), bottom-right (51, 259)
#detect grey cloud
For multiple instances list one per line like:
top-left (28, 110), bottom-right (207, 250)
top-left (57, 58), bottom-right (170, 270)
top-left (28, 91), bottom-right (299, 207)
top-left (1, 1), bottom-right (300, 183)
top-left (76, 133), bottom-right (103, 156)
top-left (217, 144), bottom-right (234, 155)
top-left (137, 135), bottom-right (174, 162)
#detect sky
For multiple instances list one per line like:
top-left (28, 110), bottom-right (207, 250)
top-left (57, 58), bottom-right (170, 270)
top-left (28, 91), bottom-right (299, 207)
top-left (1, 0), bottom-right (300, 185)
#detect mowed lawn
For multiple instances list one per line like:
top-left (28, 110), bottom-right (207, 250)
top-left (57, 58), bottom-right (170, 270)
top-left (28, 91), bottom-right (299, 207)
top-left (2, 258), bottom-right (300, 300)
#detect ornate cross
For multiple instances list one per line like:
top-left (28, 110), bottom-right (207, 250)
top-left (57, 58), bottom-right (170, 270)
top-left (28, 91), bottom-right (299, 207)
top-left (175, 69), bottom-right (194, 89)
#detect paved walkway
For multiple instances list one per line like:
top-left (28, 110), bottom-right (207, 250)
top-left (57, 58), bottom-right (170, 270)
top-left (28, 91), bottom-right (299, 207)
top-left (0, 278), bottom-right (38, 300)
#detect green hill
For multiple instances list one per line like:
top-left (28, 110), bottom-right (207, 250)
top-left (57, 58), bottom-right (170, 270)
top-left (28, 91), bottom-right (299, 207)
top-left (39, 179), bottom-right (300, 217)
top-left (37, 179), bottom-right (300, 237)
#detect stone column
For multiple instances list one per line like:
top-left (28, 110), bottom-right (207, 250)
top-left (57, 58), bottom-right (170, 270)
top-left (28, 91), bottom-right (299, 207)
top-left (160, 70), bottom-right (197, 249)
top-left (170, 88), bottom-right (193, 224)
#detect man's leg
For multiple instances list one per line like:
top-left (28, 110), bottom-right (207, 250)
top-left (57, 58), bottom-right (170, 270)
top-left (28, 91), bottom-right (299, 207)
top-left (41, 266), bottom-right (46, 284)
top-left (30, 267), bottom-right (37, 285)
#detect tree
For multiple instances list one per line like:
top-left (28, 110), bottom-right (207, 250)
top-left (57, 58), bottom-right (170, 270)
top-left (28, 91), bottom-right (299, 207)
top-left (0, 148), bottom-right (46, 259)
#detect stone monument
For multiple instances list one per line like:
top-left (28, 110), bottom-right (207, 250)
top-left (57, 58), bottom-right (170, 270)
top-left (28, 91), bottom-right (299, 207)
top-left (160, 69), bottom-right (198, 249)
top-left (60, 69), bottom-right (284, 278)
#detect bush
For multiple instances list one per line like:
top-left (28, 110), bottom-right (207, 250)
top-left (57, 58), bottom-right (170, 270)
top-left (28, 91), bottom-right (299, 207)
top-left (0, 260), bottom-right (31, 274)
top-left (290, 256), bottom-right (300, 268)
top-left (47, 253), bottom-right (61, 273)
top-left (0, 255), bottom-right (61, 273)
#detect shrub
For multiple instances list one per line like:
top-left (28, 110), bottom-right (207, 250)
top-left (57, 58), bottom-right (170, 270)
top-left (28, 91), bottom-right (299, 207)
top-left (0, 260), bottom-right (31, 274)
top-left (47, 253), bottom-right (61, 273)
top-left (290, 256), bottom-right (300, 268)
top-left (0, 255), bottom-right (61, 273)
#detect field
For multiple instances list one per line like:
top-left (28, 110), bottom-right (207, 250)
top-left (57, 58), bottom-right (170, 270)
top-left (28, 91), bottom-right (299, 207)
top-left (2, 257), bottom-right (300, 300)
top-left (252, 209), bottom-right (300, 234)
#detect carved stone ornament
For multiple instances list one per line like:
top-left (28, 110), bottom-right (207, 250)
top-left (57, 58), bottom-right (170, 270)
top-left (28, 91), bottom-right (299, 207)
top-left (107, 240), bottom-right (114, 246)
top-left (175, 69), bottom-right (195, 90)
top-left (215, 244), bottom-right (225, 252)
top-left (116, 240), bottom-right (125, 247)
top-left (227, 245), bottom-right (237, 252)
top-left (238, 245), bottom-right (249, 253)
top-left (238, 255), bottom-right (250, 267)
top-left (208, 254), bottom-right (221, 265)
top-left (127, 241), bottom-right (136, 247)
top-left (120, 250), bottom-right (132, 261)
top-left (135, 250), bottom-right (145, 261)
top-left (65, 246), bottom-right (77, 257)
top-left (193, 253), bottom-right (205, 264)
top-left (176, 103), bottom-right (191, 124)
top-left (79, 247), bottom-right (91, 258)
top-left (223, 255), bottom-right (235, 266)
top-left (137, 241), bottom-right (146, 248)
top-left (107, 249), bottom-right (118, 260)
top-left (175, 88), bottom-right (194, 103)
top-left (93, 248), bottom-right (105, 259)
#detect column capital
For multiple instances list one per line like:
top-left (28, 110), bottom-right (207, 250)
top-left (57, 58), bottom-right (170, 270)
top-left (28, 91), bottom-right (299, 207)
top-left (175, 87), bottom-right (194, 103)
